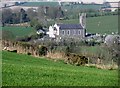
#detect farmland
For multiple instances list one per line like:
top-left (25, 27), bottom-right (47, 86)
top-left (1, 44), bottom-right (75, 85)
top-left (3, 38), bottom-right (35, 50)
top-left (20, 2), bottom-right (59, 7)
top-left (2, 51), bottom-right (118, 86)
top-left (2, 26), bottom-right (36, 40)
top-left (58, 15), bottom-right (118, 34)
top-left (20, 2), bottom-right (102, 10)
top-left (1, 15), bottom-right (118, 40)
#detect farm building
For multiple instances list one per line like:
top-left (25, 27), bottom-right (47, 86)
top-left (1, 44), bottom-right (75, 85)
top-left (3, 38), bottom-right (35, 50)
top-left (47, 13), bottom-right (86, 39)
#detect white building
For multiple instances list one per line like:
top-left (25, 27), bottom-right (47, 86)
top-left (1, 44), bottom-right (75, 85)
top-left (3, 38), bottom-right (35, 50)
top-left (47, 13), bottom-right (86, 39)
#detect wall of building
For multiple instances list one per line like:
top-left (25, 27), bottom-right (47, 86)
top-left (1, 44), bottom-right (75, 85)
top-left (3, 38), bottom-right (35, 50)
top-left (59, 29), bottom-right (85, 39)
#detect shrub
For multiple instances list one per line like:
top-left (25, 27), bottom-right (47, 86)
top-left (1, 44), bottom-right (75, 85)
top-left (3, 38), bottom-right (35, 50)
top-left (39, 45), bottom-right (48, 56)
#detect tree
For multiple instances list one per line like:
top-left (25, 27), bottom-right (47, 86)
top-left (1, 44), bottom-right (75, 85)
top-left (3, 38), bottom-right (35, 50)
top-left (20, 8), bottom-right (29, 23)
top-left (46, 7), bottom-right (57, 19)
top-left (56, 7), bottom-right (64, 19)
top-left (35, 23), bottom-right (43, 31)
top-left (30, 18), bottom-right (38, 27)
top-left (26, 8), bottom-right (37, 20)
top-left (30, 18), bottom-right (43, 31)
top-left (12, 12), bottom-right (21, 24)
top-left (37, 6), bottom-right (47, 26)
top-left (2, 8), bottom-right (13, 24)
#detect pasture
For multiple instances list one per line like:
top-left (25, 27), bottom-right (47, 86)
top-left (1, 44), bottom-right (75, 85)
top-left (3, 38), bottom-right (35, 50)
top-left (2, 26), bottom-right (36, 40)
top-left (57, 15), bottom-right (118, 34)
top-left (2, 51), bottom-right (118, 86)
top-left (1, 15), bottom-right (118, 40)
top-left (20, 2), bottom-right (59, 7)
top-left (20, 2), bottom-right (102, 10)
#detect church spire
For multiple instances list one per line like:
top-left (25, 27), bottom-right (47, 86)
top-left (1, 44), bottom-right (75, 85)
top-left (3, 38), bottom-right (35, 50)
top-left (79, 13), bottom-right (86, 29)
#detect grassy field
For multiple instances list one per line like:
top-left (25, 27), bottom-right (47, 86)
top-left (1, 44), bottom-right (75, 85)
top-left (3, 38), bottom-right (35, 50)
top-left (2, 26), bottom-right (36, 40)
top-left (2, 51), bottom-right (118, 86)
top-left (1, 15), bottom-right (118, 40)
top-left (86, 15), bottom-right (118, 34)
top-left (57, 15), bottom-right (118, 34)
top-left (20, 2), bottom-right (59, 7)
top-left (20, 2), bottom-right (102, 10)
top-left (62, 4), bottom-right (102, 10)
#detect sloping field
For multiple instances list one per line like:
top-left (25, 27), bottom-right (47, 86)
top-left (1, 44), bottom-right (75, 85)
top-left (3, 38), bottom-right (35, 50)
top-left (1, 15), bottom-right (118, 40)
top-left (2, 51), bottom-right (118, 86)
top-left (20, 2), bottom-right (102, 10)
top-left (57, 15), bottom-right (118, 34)
top-left (86, 15), bottom-right (118, 34)
top-left (20, 2), bottom-right (59, 7)
top-left (2, 26), bottom-right (36, 40)
top-left (62, 4), bottom-right (102, 10)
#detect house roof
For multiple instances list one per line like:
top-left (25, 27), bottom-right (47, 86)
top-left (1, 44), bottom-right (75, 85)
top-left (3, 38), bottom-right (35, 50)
top-left (57, 24), bottom-right (83, 29)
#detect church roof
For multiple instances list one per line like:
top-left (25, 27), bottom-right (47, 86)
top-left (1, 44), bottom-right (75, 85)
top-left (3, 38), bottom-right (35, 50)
top-left (57, 24), bottom-right (83, 29)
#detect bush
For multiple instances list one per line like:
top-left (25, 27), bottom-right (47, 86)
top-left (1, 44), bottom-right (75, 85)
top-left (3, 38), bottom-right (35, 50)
top-left (39, 45), bottom-right (48, 56)
top-left (65, 53), bottom-right (88, 66)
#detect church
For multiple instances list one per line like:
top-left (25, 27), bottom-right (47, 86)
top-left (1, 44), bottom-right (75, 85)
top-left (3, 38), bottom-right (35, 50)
top-left (47, 13), bottom-right (86, 39)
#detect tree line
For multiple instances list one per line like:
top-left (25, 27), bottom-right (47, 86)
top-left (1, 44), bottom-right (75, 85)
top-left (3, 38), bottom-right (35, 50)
top-left (2, 6), bottom-right (118, 27)
top-left (1, 6), bottom-right (64, 26)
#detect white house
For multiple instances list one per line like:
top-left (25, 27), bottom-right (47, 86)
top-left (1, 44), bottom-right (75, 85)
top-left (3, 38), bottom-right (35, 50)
top-left (47, 13), bottom-right (86, 39)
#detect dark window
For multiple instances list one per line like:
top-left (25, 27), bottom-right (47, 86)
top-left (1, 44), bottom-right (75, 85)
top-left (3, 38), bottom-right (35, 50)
top-left (78, 30), bottom-right (81, 35)
top-left (62, 30), bottom-right (65, 35)
top-left (67, 30), bottom-right (70, 35)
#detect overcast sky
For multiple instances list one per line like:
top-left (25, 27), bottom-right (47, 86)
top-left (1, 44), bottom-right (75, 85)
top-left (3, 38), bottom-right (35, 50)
top-left (81, 0), bottom-right (119, 3)
top-left (58, 0), bottom-right (119, 4)
top-left (2, 0), bottom-right (120, 3)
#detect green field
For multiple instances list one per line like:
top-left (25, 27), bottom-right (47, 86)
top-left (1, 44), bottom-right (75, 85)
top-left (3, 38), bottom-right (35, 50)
top-left (57, 15), bottom-right (118, 34)
top-left (62, 4), bottom-right (102, 10)
top-left (2, 26), bottom-right (36, 40)
top-left (20, 2), bottom-right (59, 7)
top-left (2, 51), bottom-right (118, 86)
top-left (86, 15), bottom-right (118, 34)
top-left (2, 15), bottom-right (118, 40)
top-left (21, 2), bottom-right (102, 10)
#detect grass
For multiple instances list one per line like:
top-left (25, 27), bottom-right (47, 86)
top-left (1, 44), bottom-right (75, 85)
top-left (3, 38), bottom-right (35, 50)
top-left (57, 15), bottom-right (118, 34)
top-left (2, 51), bottom-right (118, 86)
top-left (1, 15), bottom-right (118, 40)
top-left (20, 2), bottom-right (102, 10)
top-left (86, 15), bottom-right (118, 34)
top-left (20, 2), bottom-right (59, 7)
top-left (62, 4), bottom-right (102, 10)
top-left (2, 26), bottom-right (36, 40)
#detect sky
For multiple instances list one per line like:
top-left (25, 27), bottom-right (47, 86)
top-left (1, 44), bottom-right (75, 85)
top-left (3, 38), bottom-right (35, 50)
top-left (58, 0), bottom-right (119, 4)
top-left (2, 0), bottom-right (120, 4)
top-left (82, 0), bottom-right (119, 3)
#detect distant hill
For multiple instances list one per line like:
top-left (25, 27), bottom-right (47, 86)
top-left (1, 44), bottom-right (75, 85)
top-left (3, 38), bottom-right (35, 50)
top-left (62, 4), bottom-right (103, 10)
top-left (20, 2), bottom-right (103, 10)
top-left (20, 2), bottom-right (59, 7)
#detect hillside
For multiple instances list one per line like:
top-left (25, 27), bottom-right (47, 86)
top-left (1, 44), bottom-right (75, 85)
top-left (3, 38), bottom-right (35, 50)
top-left (86, 15), bottom-right (118, 34)
top-left (20, 2), bottom-right (59, 7)
top-left (20, 2), bottom-right (102, 10)
top-left (57, 15), bottom-right (118, 34)
top-left (2, 51), bottom-right (118, 86)
top-left (1, 15), bottom-right (118, 40)
top-left (2, 26), bottom-right (36, 40)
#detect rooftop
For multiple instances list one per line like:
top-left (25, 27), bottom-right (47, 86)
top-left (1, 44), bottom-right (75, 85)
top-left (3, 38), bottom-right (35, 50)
top-left (57, 24), bottom-right (83, 29)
